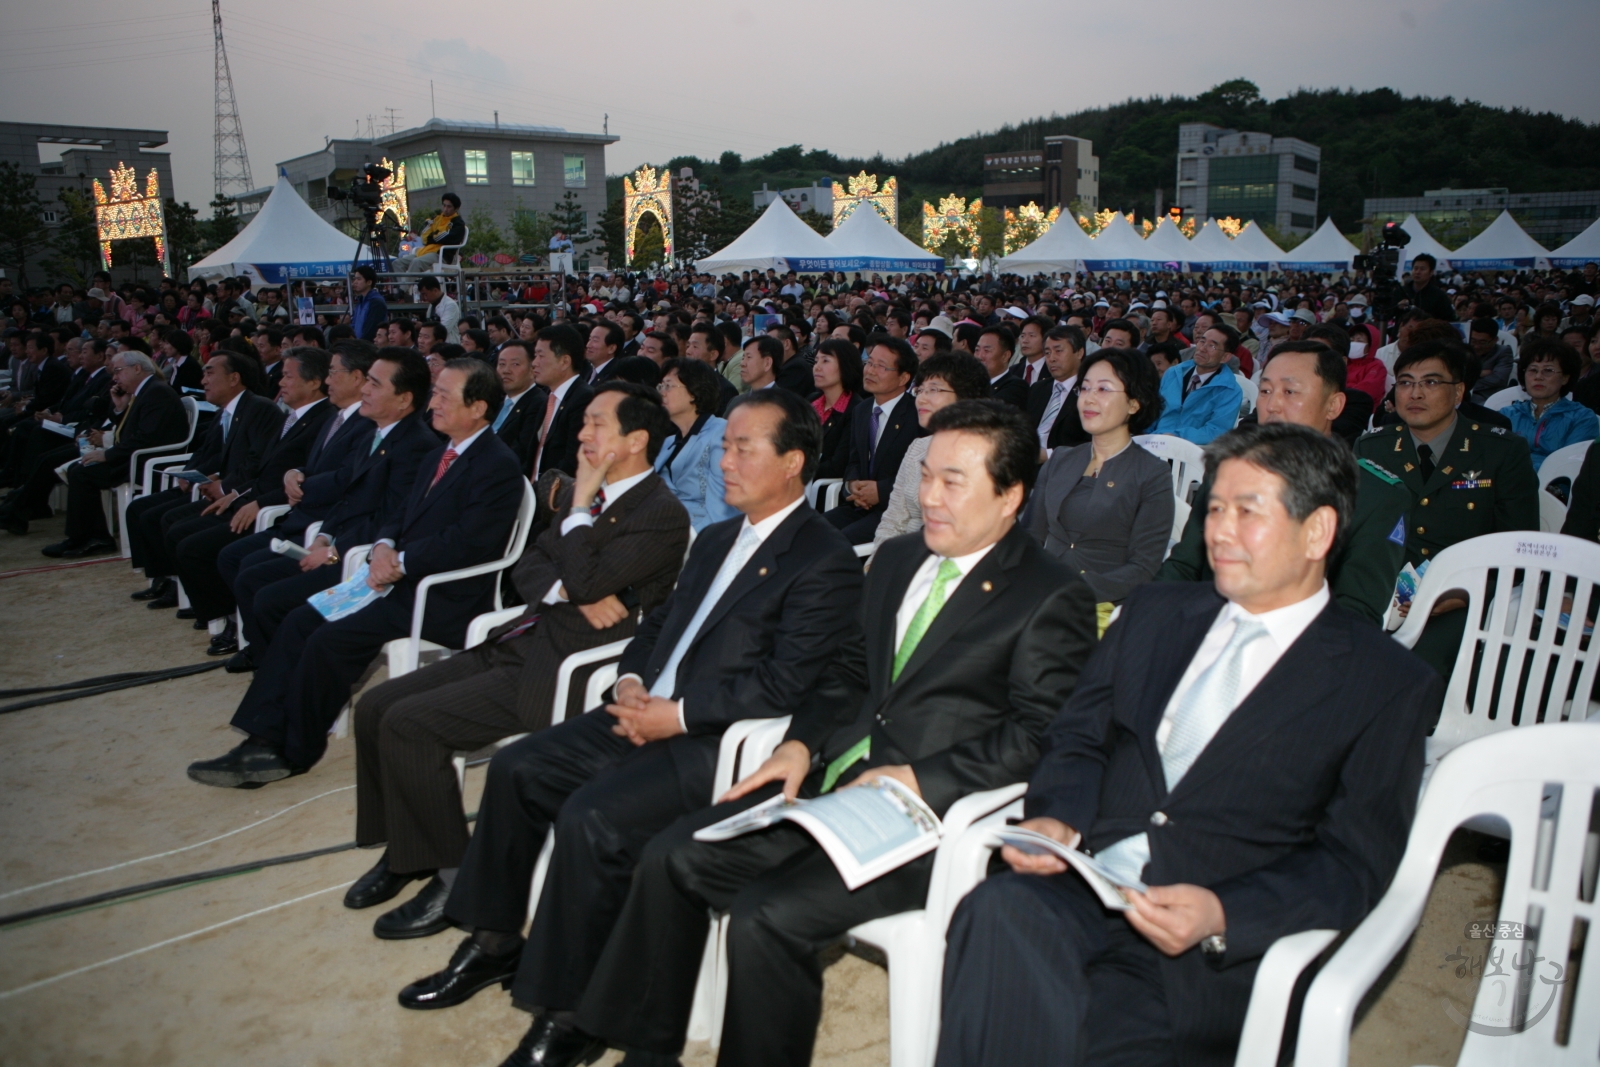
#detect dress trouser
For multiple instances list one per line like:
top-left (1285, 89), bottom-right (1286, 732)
top-left (934, 872), bottom-right (1177, 1067)
top-left (442, 712), bottom-right (721, 1008)
top-left (228, 591), bottom-right (417, 769)
top-left (3, 442), bottom-right (77, 513)
top-left (65, 458), bottom-right (128, 542)
top-left (170, 512), bottom-right (248, 622)
top-left (823, 500), bottom-right (885, 545)
top-left (217, 528), bottom-right (275, 593)
top-left (576, 789), bottom-right (933, 1066)
top-left (235, 556), bottom-right (340, 648)
top-left (127, 487), bottom-right (191, 571)
top-left (353, 639), bottom-right (528, 875)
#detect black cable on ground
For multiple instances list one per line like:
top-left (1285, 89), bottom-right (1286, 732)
top-left (0, 661), bottom-right (227, 715)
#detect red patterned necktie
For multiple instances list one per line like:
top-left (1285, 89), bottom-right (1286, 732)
top-left (429, 447), bottom-right (458, 490)
top-left (590, 486), bottom-right (606, 518)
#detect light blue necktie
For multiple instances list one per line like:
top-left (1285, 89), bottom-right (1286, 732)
top-left (220, 409), bottom-right (232, 441)
top-left (650, 525), bottom-right (761, 700)
top-left (492, 396), bottom-right (515, 432)
top-left (1095, 617), bottom-right (1269, 887)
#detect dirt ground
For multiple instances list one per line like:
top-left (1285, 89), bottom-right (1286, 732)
top-left (0, 513), bottom-right (1502, 1066)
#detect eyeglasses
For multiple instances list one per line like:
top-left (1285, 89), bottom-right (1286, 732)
top-left (1393, 378), bottom-right (1459, 393)
top-left (1080, 383), bottom-right (1127, 398)
top-left (917, 383), bottom-right (955, 398)
top-left (656, 380), bottom-right (681, 393)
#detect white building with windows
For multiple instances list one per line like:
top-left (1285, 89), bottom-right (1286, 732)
top-left (1175, 123), bottom-right (1320, 235)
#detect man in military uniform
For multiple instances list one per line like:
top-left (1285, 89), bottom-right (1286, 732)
top-left (1355, 339), bottom-right (1539, 677)
top-left (1160, 341), bottom-right (1410, 624)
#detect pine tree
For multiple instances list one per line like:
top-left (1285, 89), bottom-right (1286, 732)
top-left (0, 162), bottom-right (51, 286)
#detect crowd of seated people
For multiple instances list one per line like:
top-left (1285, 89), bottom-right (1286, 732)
top-left (7, 245), bottom-right (1589, 1067)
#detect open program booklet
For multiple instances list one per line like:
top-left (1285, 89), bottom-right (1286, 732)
top-left (694, 777), bottom-right (942, 891)
top-left (990, 827), bottom-right (1146, 912)
top-left (305, 563), bottom-right (391, 622)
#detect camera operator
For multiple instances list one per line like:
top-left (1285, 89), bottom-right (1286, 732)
top-left (1403, 252), bottom-right (1456, 322)
top-left (395, 193), bottom-right (466, 274)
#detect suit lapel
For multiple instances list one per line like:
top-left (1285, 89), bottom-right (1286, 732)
top-left (872, 541), bottom-right (932, 692)
top-left (1140, 593), bottom-right (1226, 796)
top-left (887, 534), bottom-right (1021, 690)
top-left (686, 506), bottom-right (809, 651)
top-left (651, 520), bottom-right (740, 661)
top-left (408, 432), bottom-right (480, 527)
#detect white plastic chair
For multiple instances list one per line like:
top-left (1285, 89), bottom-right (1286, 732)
top-left (1251, 724), bottom-right (1600, 1067)
top-left (1392, 532), bottom-right (1600, 774)
top-left (382, 478), bottom-right (537, 677)
top-left (1133, 433), bottom-right (1207, 514)
top-left (1484, 384), bottom-right (1530, 412)
top-left (807, 478), bottom-right (842, 509)
top-left (112, 395), bottom-right (199, 557)
top-left (1538, 440), bottom-right (1592, 534)
top-left (1235, 375), bottom-right (1258, 418)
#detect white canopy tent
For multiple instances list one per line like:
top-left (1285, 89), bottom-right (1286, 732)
top-left (1141, 216), bottom-right (1193, 266)
top-left (1550, 217), bottom-right (1600, 270)
top-left (1449, 210), bottom-right (1550, 271)
top-left (1228, 221), bottom-right (1285, 265)
top-left (1184, 219), bottom-right (1270, 271)
top-left (696, 198), bottom-right (836, 276)
top-left (996, 213), bottom-right (1100, 274)
top-left (188, 174), bottom-right (366, 288)
top-left (1083, 214), bottom-right (1163, 272)
top-left (1396, 213), bottom-right (1455, 269)
top-left (1277, 217), bottom-right (1358, 273)
top-left (823, 204), bottom-right (944, 272)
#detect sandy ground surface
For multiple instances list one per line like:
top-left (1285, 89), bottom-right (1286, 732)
top-left (0, 513), bottom-right (1504, 1066)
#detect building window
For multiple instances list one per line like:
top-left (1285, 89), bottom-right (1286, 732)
top-left (1293, 155), bottom-right (1319, 175)
top-left (564, 154), bottom-right (586, 187)
top-left (1179, 159), bottom-right (1199, 181)
top-left (404, 151), bottom-right (446, 191)
top-left (1292, 184), bottom-right (1317, 202)
top-left (464, 149), bottom-right (489, 185)
top-left (1291, 213), bottom-right (1316, 229)
top-left (511, 151), bottom-right (535, 186)
top-left (1206, 155), bottom-right (1278, 221)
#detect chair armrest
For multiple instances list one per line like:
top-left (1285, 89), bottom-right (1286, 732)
top-left (807, 478), bottom-right (841, 508)
top-left (853, 543), bottom-right (874, 559)
top-left (341, 544), bottom-right (372, 582)
top-left (713, 716), bottom-right (792, 800)
top-left (1233, 929), bottom-right (1338, 1067)
top-left (465, 606), bottom-right (526, 650)
top-left (142, 454), bottom-right (192, 494)
top-left (255, 504), bottom-right (291, 533)
top-left (129, 443), bottom-right (191, 487)
top-left (922, 799), bottom-right (1026, 933)
top-left (823, 481), bottom-right (846, 511)
top-left (585, 663), bottom-right (621, 712)
top-left (940, 782), bottom-right (1028, 840)
top-left (551, 638), bottom-right (632, 727)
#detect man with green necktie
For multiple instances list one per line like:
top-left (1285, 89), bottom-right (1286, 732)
top-left (568, 400), bottom-right (1099, 1067)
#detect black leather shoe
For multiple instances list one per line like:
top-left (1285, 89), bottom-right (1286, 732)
top-left (344, 853), bottom-right (419, 910)
top-left (186, 741), bottom-right (304, 788)
top-left (0, 509), bottom-right (27, 536)
top-left (207, 629), bottom-right (240, 656)
top-left (176, 607), bottom-right (198, 620)
top-left (374, 875), bottom-right (453, 939)
top-left (224, 650), bottom-right (255, 673)
top-left (397, 936), bottom-right (521, 1011)
top-left (44, 538), bottom-right (116, 558)
top-left (131, 579), bottom-right (172, 601)
top-left (499, 1014), bottom-right (606, 1067)
top-left (147, 589), bottom-right (179, 609)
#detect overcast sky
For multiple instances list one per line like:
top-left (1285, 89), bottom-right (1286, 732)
top-left (4, 0), bottom-right (1594, 211)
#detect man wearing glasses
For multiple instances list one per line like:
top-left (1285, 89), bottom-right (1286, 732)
top-left (1151, 323), bottom-right (1246, 445)
top-left (1356, 339), bottom-right (1537, 679)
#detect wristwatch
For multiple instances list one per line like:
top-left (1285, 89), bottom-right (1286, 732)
top-left (1200, 934), bottom-right (1227, 956)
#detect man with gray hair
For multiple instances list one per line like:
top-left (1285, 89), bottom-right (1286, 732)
top-left (42, 351), bottom-right (189, 557)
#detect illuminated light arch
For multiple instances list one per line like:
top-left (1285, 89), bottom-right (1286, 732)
top-left (378, 157), bottom-right (409, 230)
top-left (922, 195), bottom-right (983, 257)
top-left (95, 162), bottom-right (168, 274)
top-left (832, 171), bottom-right (897, 229)
top-left (1003, 202), bottom-right (1062, 254)
top-left (623, 165), bottom-right (674, 264)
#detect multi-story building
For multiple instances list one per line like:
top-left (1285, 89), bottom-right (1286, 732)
top-left (1175, 123), bottom-right (1321, 234)
top-left (262, 117), bottom-right (617, 259)
top-left (981, 134), bottom-right (1099, 212)
top-left (751, 180), bottom-right (833, 218)
top-left (1364, 188), bottom-right (1600, 249)
top-left (0, 121), bottom-right (176, 284)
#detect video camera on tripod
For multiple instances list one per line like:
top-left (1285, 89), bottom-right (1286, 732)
top-left (329, 162), bottom-right (394, 270)
top-left (1353, 221), bottom-right (1411, 341)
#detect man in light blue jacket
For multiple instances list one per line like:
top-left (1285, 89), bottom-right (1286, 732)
top-left (1152, 322), bottom-right (1245, 445)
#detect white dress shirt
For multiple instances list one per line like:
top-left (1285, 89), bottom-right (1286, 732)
top-left (280, 397), bottom-right (325, 437)
top-left (543, 467), bottom-right (654, 604)
top-left (893, 541), bottom-right (999, 650)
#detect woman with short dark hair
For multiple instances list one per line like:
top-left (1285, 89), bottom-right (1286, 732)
top-left (1506, 336), bottom-right (1599, 472)
top-left (809, 338), bottom-right (865, 480)
top-left (654, 357), bottom-right (739, 529)
top-left (1026, 346), bottom-right (1173, 610)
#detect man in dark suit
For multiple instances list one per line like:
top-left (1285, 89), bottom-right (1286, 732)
top-left (343, 383), bottom-right (691, 939)
top-left (573, 401), bottom-right (1101, 1067)
top-left (825, 334), bottom-right (923, 543)
top-left (0, 338), bottom-right (112, 496)
top-left (393, 391), bottom-right (863, 1056)
top-left (936, 423), bottom-right (1443, 1067)
top-left (489, 338), bottom-right (547, 469)
top-left (171, 348), bottom-right (336, 645)
top-left (127, 351), bottom-right (284, 608)
top-left (532, 324), bottom-right (594, 477)
top-left (976, 325), bottom-right (1030, 411)
top-left (1027, 324), bottom-right (1090, 454)
top-left (187, 356), bottom-right (525, 784)
top-left (583, 321), bottom-right (626, 386)
top-left (222, 352), bottom-right (437, 667)
top-left (44, 351), bottom-right (190, 557)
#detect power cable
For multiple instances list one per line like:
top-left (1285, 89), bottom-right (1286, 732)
top-left (0, 661), bottom-right (227, 715)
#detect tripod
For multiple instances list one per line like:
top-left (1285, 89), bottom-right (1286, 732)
top-left (351, 209), bottom-right (393, 273)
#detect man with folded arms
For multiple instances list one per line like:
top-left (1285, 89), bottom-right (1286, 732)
top-left (395, 390), bottom-right (862, 1067)
top-left (936, 423), bottom-right (1443, 1067)
top-left (187, 357), bottom-right (524, 786)
top-left (344, 382), bottom-right (691, 939)
top-left (562, 400), bottom-right (1099, 1067)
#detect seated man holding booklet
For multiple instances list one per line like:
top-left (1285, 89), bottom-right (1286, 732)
top-left (935, 423), bottom-right (1444, 1067)
top-left (565, 401), bottom-right (1100, 1067)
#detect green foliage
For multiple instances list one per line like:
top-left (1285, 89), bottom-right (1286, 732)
top-left (205, 194), bottom-right (240, 250)
top-left (798, 209), bottom-right (832, 236)
top-left (977, 205), bottom-right (1005, 259)
top-left (461, 208), bottom-right (507, 256)
top-left (550, 190), bottom-right (588, 242)
top-left (630, 211), bottom-right (664, 268)
top-left (1254, 220), bottom-right (1307, 251)
top-left (593, 195), bottom-right (627, 268)
top-left (511, 201), bottom-right (554, 258)
top-left (0, 161), bottom-right (50, 286)
top-left (165, 198), bottom-right (204, 272)
top-left (47, 187), bottom-right (102, 285)
top-left (1199, 78), bottom-right (1263, 111)
top-left (719, 151), bottom-right (743, 175)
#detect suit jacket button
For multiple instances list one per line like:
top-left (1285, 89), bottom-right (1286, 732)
top-left (1150, 811), bottom-right (1168, 826)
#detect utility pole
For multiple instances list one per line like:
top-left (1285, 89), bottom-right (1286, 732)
top-left (212, 0), bottom-right (254, 199)
top-left (384, 107), bottom-right (402, 136)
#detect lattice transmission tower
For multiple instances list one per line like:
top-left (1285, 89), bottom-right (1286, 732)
top-left (212, 0), bottom-right (254, 199)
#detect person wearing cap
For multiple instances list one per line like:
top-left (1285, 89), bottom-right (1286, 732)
top-left (1563, 293), bottom-right (1595, 331)
top-left (1151, 322), bottom-right (1245, 446)
top-left (1288, 308), bottom-right (1317, 342)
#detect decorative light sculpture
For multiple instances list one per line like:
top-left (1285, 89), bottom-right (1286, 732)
top-left (94, 162), bottom-right (169, 274)
top-left (1217, 216), bottom-right (1244, 238)
top-left (832, 171), bottom-right (897, 229)
top-left (922, 195), bottom-right (982, 256)
top-left (623, 164), bottom-right (674, 264)
top-left (1003, 202), bottom-right (1061, 254)
top-left (378, 157), bottom-right (409, 230)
